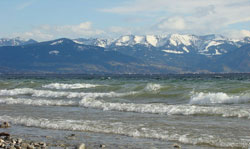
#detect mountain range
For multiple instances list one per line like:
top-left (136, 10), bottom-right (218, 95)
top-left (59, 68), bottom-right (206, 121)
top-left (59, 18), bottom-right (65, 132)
top-left (0, 34), bottom-right (249, 74)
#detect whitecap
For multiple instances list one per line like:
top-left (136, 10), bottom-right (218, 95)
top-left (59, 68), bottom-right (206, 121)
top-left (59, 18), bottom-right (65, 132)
top-left (79, 97), bottom-right (250, 119)
top-left (190, 92), bottom-right (250, 105)
top-left (0, 115), bottom-right (248, 148)
top-left (0, 97), bottom-right (77, 106)
top-left (42, 83), bottom-right (100, 89)
top-left (0, 88), bottom-right (136, 99)
top-left (145, 83), bottom-right (161, 92)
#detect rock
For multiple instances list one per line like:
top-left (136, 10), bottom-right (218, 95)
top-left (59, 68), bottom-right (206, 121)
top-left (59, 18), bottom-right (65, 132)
top-left (45, 136), bottom-right (52, 139)
top-left (14, 145), bottom-right (22, 149)
top-left (27, 144), bottom-right (35, 149)
top-left (0, 143), bottom-right (5, 148)
top-left (100, 144), bottom-right (106, 148)
top-left (17, 138), bottom-right (22, 144)
top-left (0, 132), bottom-right (10, 137)
top-left (39, 142), bottom-right (46, 147)
top-left (59, 144), bottom-right (66, 147)
top-left (34, 142), bottom-right (40, 147)
top-left (10, 138), bottom-right (16, 144)
top-left (0, 122), bottom-right (11, 128)
top-left (21, 143), bottom-right (29, 148)
top-left (0, 139), bottom-right (5, 148)
top-left (78, 143), bottom-right (86, 149)
top-left (173, 143), bottom-right (181, 148)
top-left (8, 145), bottom-right (15, 149)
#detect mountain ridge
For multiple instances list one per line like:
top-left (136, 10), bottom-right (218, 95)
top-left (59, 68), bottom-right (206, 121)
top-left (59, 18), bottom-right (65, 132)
top-left (0, 34), bottom-right (249, 73)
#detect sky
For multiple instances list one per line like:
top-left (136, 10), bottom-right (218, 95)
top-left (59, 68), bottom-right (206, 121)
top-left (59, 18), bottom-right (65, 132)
top-left (0, 0), bottom-right (250, 41)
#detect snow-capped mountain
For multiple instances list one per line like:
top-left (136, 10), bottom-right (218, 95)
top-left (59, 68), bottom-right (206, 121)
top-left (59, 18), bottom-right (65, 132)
top-left (0, 36), bottom-right (249, 73)
top-left (73, 34), bottom-right (248, 56)
top-left (0, 37), bottom-right (37, 46)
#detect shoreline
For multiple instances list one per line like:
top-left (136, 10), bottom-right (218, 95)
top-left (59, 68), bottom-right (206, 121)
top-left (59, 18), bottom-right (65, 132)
top-left (0, 122), bottom-right (186, 149)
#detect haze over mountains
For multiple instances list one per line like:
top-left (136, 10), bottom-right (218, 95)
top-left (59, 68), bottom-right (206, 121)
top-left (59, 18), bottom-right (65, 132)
top-left (0, 34), bottom-right (249, 74)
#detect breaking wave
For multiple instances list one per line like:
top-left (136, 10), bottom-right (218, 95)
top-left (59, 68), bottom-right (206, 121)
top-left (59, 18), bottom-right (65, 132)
top-left (0, 115), bottom-right (248, 148)
top-left (190, 92), bottom-right (250, 105)
top-left (144, 83), bottom-right (161, 92)
top-left (79, 98), bottom-right (250, 119)
top-left (0, 97), bottom-right (77, 106)
top-left (0, 88), bottom-right (136, 99)
top-left (42, 83), bottom-right (100, 89)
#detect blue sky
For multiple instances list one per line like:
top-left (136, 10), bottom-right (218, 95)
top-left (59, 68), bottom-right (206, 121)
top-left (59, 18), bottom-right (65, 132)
top-left (1, 0), bottom-right (250, 41)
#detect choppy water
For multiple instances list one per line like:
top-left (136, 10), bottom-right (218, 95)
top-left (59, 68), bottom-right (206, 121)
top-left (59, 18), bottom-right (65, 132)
top-left (0, 74), bottom-right (250, 148)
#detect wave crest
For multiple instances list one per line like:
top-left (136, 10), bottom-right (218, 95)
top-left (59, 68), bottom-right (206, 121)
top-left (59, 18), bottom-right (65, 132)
top-left (1, 115), bottom-right (248, 148)
top-left (190, 92), bottom-right (250, 105)
top-left (0, 88), bottom-right (136, 99)
top-left (79, 98), bottom-right (250, 119)
top-left (42, 83), bottom-right (100, 89)
top-left (145, 83), bottom-right (161, 92)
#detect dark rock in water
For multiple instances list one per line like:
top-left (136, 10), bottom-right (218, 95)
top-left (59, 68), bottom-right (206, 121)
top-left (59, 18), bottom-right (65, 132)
top-left (100, 144), bottom-right (106, 148)
top-left (0, 132), bottom-right (10, 137)
top-left (173, 143), bottom-right (181, 148)
top-left (0, 122), bottom-right (11, 128)
top-left (39, 141), bottom-right (46, 147)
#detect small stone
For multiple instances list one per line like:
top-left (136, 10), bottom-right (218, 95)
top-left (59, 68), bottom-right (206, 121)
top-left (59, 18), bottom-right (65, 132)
top-left (34, 142), bottom-right (40, 147)
top-left (0, 143), bottom-right (5, 148)
top-left (27, 144), bottom-right (35, 149)
top-left (173, 143), bottom-right (181, 148)
top-left (10, 138), bottom-right (16, 144)
top-left (39, 142), bottom-right (46, 147)
top-left (17, 138), bottom-right (22, 144)
top-left (0, 132), bottom-right (10, 137)
top-left (0, 122), bottom-right (11, 128)
top-left (78, 143), bottom-right (86, 149)
top-left (100, 144), bottom-right (106, 148)
top-left (45, 136), bottom-right (52, 139)
top-left (14, 145), bottom-right (22, 149)
top-left (8, 145), bottom-right (15, 149)
top-left (0, 138), bottom-right (4, 143)
top-left (21, 143), bottom-right (28, 148)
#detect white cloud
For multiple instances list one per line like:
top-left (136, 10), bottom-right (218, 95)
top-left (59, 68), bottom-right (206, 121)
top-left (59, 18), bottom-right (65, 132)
top-left (16, 0), bottom-right (36, 10)
top-left (157, 17), bottom-right (186, 31)
top-left (101, 0), bottom-right (250, 35)
top-left (241, 30), bottom-right (250, 37)
top-left (10, 22), bottom-right (105, 41)
top-left (226, 30), bottom-right (250, 39)
top-left (12, 30), bottom-right (54, 41)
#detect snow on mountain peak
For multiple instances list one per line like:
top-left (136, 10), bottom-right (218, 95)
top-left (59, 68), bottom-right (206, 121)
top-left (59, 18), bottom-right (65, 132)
top-left (146, 35), bottom-right (158, 46)
top-left (134, 35), bottom-right (145, 44)
top-left (169, 34), bottom-right (197, 46)
top-left (50, 40), bottom-right (64, 45)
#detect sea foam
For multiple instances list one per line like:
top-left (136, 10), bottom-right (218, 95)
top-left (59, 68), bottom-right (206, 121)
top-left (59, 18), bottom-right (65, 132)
top-left (79, 97), bottom-right (250, 119)
top-left (0, 97), bottom-right (77, 106)
top-left (190, 92), bottom-right (250, 105)
top-left (0, 115), bottom-right (248, 148)
top-left (42, 83), bottom-right (100, 89)
top-left (145, 83), bottom-right (161, 92)
top-left (0, 88), bottom-right (136, 99)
